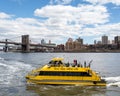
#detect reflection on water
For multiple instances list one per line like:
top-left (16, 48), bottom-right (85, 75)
top-left (26, 84), bottom-right (106, 96)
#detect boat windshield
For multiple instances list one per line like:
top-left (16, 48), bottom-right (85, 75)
top-left (48, 60), bottom-right (63, 67)
top-left (49, 60), bottom-right (63, 64)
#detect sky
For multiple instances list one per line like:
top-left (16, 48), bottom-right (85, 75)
top-left (0, 0), bottom-right (120, 44)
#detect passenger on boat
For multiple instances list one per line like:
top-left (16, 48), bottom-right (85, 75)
top-left (72, 59), bottom-right (77, 67)
top-left (74, 60), bottom-right (77, 65)
top-left (84, 61), bottom-right (86, 67)
top-left (65, 62), bottom-right (70, 67)
top-left (77, 64), bottom-right (80, 67)
top-left (58, 61), bottom-right (63, 64)
top-left (48, 60), bottom-right (55, 66)
top-left (80, 64), bottom-right (83, 67)
top-left (56, 61), bottom-right (63, 66)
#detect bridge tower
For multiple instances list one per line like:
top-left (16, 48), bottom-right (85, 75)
top-left (3, 39), bottom-right (8, 52)
top-left (21, 35), bottom-right (30, 52)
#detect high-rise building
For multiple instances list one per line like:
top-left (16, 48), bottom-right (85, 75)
top-left (76, 37), bottom-right (83, 45)
top-left (65, 37), bottom-right (83, 51)
top-left (73, 40), bottom-right (81, 50)
top-left (41, 39), bottom-right (46, 44)
top-left (94, 40), bottom-right (97, 45)
top-left (102, 35), bottom-right (108, 44)
top-left (49, 40), bottom-right (51, 44)
top-left (114, 36), bottom-right (120, 44)
top-left (65, 38), bottom-right (73, 51)
top-left (97, 41), bottom-right (102, 44)
top-left (57, 44), bottom-right (64, 51)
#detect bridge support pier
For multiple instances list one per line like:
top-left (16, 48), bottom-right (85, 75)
top-left (21, 35), bottom-right (30, 52)
top-left (3, 39), bottom-right (8, 52)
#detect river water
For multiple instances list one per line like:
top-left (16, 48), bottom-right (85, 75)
top-left (0, 52), bottom-right (120, 96)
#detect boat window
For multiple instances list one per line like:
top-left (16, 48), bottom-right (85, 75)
top-left (39, 71), bottom-right (91, 76)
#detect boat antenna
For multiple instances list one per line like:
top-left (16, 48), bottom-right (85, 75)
top-left (88, 60), bottom-right (93, 67)
top-left (84, 61), bottom-right (86, 67)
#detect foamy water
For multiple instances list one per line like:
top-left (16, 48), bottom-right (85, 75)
top-left (0, 57), bottom-right (34, 87)
top-left (103, 76), bottom-right (120, 87)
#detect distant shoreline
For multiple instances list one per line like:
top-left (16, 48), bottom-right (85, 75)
top-left (1, 50), bottom-right (120, 53)
top-left (0, 51), bottom-right (120, 53)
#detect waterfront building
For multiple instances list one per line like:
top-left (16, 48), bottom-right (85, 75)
top-left (49, 40), bottom-right (51, 44)
top-left (114, 36), bottom-right (120, 44)
top-left (65, 38), bottom-right (73, 51)
top-left (94, 40), bottom-right (97, 45)
top-left (65, 37), bottom-right (83, 51)
top-left (56, 44), bottom-right (64, 51)
top-left (102, 35), bottom-right (108, 45)
top-left (41, 39), bottom-right (46, 45)
top-left (73, 40), bottom-right (80, 50)
top-left (76, 37), bottom-right (83, 45)
top-left (97, 41), bottom-right (102, 45)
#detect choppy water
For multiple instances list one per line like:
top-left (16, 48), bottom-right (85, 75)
top-left (0, 52), bottom-right (120, 96)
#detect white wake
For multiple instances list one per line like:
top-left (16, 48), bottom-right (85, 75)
top-left (0, 57), bottom-right (34, 87)
top-left (104, 76), bottom-right (120, 87)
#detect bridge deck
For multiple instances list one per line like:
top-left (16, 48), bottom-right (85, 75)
top-left (0, 41), bottom-right (56, 48)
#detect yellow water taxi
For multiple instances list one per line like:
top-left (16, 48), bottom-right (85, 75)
top-left (26, 58), bottom-right (106, 86)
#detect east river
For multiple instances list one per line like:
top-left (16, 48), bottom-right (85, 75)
top-left (0, 52), bottom-right (120, 96)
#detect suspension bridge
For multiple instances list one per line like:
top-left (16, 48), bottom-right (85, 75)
top-left (0, 35), bottom-right (56, 52)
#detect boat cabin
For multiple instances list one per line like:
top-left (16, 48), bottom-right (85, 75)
top-left (48, 58), bottom-right (64, 67)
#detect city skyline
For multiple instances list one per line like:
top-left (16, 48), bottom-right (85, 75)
top-left (0, 0), bottom-right (120, 44)
top-left (41, 35), bottom-right (120, 45)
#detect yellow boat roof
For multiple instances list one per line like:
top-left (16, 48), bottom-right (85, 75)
top-left (52, 57), bottom-right (64, 61)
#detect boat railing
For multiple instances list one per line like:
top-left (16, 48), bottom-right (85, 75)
top-left (47, 59), bottom-right (92, 68)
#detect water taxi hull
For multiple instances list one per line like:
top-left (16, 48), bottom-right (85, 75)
top-left (26, 79), bottom-right (106, 86)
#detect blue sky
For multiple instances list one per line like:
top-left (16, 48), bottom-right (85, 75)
top-left (0, 0), bottom-right (120, 44)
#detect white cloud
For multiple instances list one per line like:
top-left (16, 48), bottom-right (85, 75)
top-left (0, 12), bottom-right (13, 19)
top-left (85, 0), bottom-right (120, 6)
top-left (34, 4), bottom-right (110, 43)
top-left (34, 5), bottom-right (109, 25)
